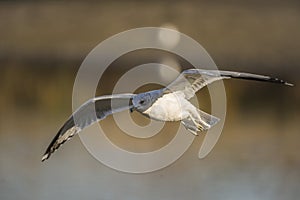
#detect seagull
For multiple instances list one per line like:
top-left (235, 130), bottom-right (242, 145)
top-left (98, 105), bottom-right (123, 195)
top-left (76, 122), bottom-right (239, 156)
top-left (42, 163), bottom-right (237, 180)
top-left (42, 69), bottom-right (293, 161)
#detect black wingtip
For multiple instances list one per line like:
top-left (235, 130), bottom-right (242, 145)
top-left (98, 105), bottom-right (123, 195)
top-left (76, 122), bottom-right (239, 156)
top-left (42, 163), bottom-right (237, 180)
top-left (285, 82), bottom-right (294, 87)
top-left (41, 117), bottom-right (75, 162)
top-left (41, 153), bottom-right (50, 162)
top-left (268, 77), bottom-right (294, 86)
top-left (220, 72), bottom-right (294, 87)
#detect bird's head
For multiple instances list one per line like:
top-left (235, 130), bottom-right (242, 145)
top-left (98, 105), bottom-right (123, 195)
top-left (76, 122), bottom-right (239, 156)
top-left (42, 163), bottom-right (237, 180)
top-left (132, 89), bottom-right (164, 113)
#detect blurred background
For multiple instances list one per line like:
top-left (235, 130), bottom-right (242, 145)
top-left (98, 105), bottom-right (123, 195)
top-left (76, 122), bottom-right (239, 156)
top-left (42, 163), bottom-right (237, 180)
top-left (0, 0), bottom-right (299, 200)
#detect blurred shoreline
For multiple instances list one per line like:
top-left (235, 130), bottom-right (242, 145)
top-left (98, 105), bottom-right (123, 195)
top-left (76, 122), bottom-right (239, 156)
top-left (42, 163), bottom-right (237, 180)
top-left (1, 1), bottom-right (300, 73)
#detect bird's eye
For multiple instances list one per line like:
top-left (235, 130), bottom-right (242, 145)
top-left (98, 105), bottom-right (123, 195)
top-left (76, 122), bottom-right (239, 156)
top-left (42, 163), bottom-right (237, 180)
top-left (140, 100), bottom-right (145, 104)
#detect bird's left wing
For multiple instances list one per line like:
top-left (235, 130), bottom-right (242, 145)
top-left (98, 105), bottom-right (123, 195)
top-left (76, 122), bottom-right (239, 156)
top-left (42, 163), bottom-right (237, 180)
top-left (42, 94), bottom-right (135, 161)
top-left (166, 69), bottom-right (293, 99)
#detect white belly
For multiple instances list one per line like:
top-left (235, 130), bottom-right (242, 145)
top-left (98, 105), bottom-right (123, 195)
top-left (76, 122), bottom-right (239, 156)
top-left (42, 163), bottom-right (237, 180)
top-left (143, 91), bottom-right (193, 121)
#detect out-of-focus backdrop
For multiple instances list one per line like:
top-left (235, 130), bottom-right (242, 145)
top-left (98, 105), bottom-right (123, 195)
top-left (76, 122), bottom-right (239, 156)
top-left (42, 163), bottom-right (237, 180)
top-left (0, 1), bottom-right (299, 200)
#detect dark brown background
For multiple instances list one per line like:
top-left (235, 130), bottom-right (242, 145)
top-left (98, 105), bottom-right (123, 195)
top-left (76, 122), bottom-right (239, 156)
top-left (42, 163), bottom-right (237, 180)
top-left (0, 1), bottom-right (299, 200)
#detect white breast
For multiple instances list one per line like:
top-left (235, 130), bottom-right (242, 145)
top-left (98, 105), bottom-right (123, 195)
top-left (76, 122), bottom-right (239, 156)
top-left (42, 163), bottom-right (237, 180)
top-left (143, 91), bottom-right (192, 121)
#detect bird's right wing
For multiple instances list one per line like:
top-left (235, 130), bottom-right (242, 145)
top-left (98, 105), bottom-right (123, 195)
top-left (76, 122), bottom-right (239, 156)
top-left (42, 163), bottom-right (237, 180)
top-left (166, 69), bottom-right (293, 99)
top-left (42, 94), bottom-right (135, 161)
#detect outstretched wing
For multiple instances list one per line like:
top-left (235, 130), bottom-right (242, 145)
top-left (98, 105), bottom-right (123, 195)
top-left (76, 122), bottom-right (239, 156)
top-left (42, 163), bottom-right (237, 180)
top-left (42, 94), bottom-right (135, 161)
top-left (166, 69), bottom-right (293, 99)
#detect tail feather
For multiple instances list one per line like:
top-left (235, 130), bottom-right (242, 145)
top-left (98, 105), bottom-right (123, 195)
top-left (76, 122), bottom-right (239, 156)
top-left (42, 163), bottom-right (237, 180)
top-left (197, 109), bottom-right (220, 129)
top-left (181, 109), bottom-right (220, 135)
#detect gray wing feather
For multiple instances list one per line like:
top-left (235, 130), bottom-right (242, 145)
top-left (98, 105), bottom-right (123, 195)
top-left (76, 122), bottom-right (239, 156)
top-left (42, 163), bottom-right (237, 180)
top-left (74, 93), bottom-right (135, 129)
top-left (166, 69), bottom-right (293, 99)
top-left (42, 94), bottom-right (135, 161)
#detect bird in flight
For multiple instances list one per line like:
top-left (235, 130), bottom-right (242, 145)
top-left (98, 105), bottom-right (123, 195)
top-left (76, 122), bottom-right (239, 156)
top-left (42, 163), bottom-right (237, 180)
top-left (42, 69), bottom-right (293, 161)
